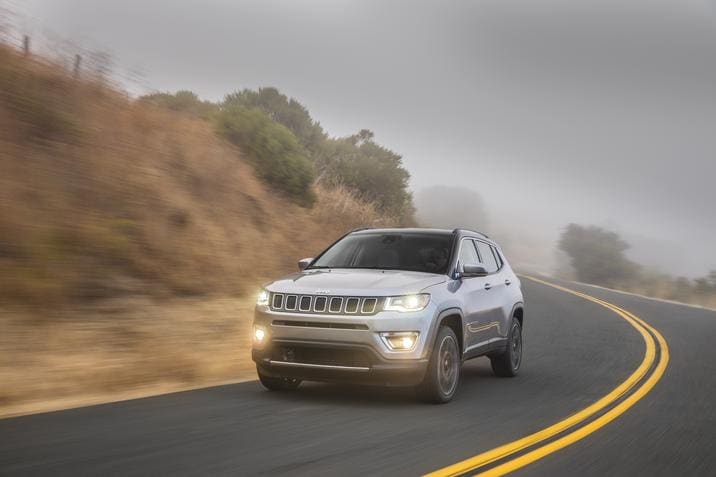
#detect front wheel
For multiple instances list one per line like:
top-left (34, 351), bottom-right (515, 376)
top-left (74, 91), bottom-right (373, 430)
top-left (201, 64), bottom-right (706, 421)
top-left (417, 326), bottom-right (461, 403)
top-left (490, 318), bottom-right (523, 377)
top-left (257, 367), bottom-right (301, 391)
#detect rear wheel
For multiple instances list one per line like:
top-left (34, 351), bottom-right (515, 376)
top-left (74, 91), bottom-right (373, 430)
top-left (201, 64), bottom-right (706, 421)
top-left (257, 367), bottom-right (301, 391)
top-left (490, 318), bottom-right (522, 377)
top-left (417, 326), bottom-right (461, 403)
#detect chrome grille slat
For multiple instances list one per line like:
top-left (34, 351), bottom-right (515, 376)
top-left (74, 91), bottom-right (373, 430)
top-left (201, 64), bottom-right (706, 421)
top-left (329, 296), bottom-right (343, 314)
top-left (361, 298), bottom-right (377, 314)
top-left (345, 297), bottom-right (360, 314)
top-left (299, 295), bottom-right (312, 312)
top-left (313, 296), bottom-right (327, 312)
top-left (285, 295), bottom-right (298, 311)
top-left (268, 293), bottom-right (381, 316)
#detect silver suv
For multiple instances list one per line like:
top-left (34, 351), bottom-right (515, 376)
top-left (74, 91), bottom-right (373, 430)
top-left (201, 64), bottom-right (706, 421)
top-left (252, 228), bottom-right (524, 403)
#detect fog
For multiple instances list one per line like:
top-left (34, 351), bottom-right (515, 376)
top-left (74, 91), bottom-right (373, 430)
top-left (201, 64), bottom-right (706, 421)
top-left (16, 0), bottom-right (716, 277)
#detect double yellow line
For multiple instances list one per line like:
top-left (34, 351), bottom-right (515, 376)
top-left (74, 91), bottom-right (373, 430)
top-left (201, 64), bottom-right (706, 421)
top-left (426, 276), bottom-right (669, 477)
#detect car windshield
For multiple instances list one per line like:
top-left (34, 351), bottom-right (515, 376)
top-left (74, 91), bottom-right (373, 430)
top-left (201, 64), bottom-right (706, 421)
top-left (309, 232), bottom-right (453, 274)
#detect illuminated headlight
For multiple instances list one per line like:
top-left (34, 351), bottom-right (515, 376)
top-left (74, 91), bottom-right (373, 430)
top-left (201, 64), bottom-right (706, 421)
top-left (256, 289), bottom-right (270, 307)
top-left (380, 331), bottom-right (419, 351)
top-left (253, 325), bottom-right (266, 343)
top-left (383, 294), bottom-right (430, 312)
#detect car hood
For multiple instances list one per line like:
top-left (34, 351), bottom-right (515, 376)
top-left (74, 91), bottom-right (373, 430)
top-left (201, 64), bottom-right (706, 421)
top-left (265, 269), bottom-right (447, 296)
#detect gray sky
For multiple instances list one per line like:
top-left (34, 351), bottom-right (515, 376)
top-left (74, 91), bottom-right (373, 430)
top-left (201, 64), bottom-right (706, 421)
top-left (15, 0), bottom-right (716, 276)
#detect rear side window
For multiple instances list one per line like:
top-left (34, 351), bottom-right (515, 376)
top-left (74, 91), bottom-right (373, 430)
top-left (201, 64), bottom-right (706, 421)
top-left (491, 245), bottom-right (504, 268)
top-left (476, 241), bottom-right (499, 273)
top-left (458, 239), bottom-right (480, 266)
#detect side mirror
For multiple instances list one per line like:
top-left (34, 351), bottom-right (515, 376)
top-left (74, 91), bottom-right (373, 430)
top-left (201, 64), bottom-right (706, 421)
top-left (462, 263), bottom-right (488, 278)
top-left (298, 258), bottom-right (314, 271)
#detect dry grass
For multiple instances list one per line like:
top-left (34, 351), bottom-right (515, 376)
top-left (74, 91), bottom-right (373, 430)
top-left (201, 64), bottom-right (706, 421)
top-left (0, 44), bottom-right (396, 414)
top-left (0, 297), bottom-right (257, 416)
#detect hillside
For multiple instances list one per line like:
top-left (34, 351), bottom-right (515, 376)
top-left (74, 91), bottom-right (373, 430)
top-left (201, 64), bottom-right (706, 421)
top-left (0, 44), bottom-right (394, 415)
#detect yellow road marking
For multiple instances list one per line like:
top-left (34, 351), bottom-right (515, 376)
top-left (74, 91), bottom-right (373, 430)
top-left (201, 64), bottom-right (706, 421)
top-left (425, 276), bottom-right (669, 477)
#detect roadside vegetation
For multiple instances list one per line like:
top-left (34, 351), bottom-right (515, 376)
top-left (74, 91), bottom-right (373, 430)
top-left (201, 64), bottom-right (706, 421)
top-left (559, 224), bottom-right (716, 308)
top-left (0, 42), bottom-right (400, 414)
top-left (143, 86), bottom-right (415, 219)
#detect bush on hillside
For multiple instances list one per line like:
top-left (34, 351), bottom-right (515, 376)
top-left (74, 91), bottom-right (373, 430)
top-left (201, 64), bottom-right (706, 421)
top-left (316, 130), bottom-right (413, 219)
top-left (222, 89), bottom-right (414, 220)
top-left (223, 87), bottom-right (326, 154)
top-left (140, 90), bottom-right (217, 119)
top-left (215, 104), bottom-right (315, 205)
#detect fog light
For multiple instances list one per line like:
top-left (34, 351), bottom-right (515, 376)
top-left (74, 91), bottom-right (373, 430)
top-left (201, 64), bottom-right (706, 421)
top-left (380, 331), bottom-right (419, 351)
top-left (254, 326), bottom-right (266, 342)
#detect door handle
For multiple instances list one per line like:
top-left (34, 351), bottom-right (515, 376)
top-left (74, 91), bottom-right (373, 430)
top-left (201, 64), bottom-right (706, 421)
top-left (505, 279), bottom-right (512, 286)
top-left (484, 283), bottom-right (492, 290)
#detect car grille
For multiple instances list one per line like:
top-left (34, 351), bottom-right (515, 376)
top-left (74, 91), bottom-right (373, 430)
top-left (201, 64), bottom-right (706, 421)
top-left (269, 293), bottom-right (382, 316)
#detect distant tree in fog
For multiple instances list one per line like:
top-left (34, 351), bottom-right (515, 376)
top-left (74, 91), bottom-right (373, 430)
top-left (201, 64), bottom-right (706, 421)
top-left (558, 224), bottom-right (639, 287)
top-left (414, 186), bottom-right (489, 232)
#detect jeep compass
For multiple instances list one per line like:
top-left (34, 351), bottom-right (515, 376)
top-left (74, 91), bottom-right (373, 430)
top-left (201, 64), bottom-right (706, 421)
top-left (252, 228), bottom-right (524, 403)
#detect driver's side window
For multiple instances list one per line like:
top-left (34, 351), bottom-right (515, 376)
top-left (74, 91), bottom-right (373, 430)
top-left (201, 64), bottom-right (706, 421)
top-left (458, 239), bottom-right (480, 267)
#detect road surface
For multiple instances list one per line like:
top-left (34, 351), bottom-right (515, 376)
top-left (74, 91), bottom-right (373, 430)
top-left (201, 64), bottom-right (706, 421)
top-left (1, 277), bottom-right (715, 476)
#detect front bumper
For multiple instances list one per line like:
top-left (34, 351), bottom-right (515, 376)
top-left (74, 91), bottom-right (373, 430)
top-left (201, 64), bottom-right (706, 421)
top-left (251, 305), bottom-right (437, 386)
top-left (253, 341), bottom-right (428, 386)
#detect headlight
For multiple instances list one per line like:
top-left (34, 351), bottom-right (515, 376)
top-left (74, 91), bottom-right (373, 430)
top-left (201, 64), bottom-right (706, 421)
top-left (256, 289), bottom-right (270, 307)
top-left (383, 294), bottom-right (430, 312)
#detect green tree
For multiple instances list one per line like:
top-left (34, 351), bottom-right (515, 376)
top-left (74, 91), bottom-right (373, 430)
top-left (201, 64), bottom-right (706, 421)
top-left (223, 87), bottom-right (326, 154)
top-left (140, 91), bottom-right (217, 119)
top-left (316, 132), bottom-right (412, 218)
top-left (223, 88), bottom-right (414, 220)
top-left (215, 104), bottom-right (315, 205)
top-left (558, 224), bottom-right (639, 287)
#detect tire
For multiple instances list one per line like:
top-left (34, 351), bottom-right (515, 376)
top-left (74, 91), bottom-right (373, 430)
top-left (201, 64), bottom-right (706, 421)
top-left (417, 326), bottom-right (461, 403)
top-left (490, 318), bottom-right (523, 377)
top-left (257, 367), bottom-right (301, 391)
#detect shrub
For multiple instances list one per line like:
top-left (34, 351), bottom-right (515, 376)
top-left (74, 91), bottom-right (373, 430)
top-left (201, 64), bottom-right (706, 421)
top-left (316, 131), bottom-right (413, 218)
top-left (215, 104), bottom-right (315, 205)
top-left (558, 224), bottom-right (640, 287)
top-left (140, 90), bottom-right (217, 120)
top-left (223, 87), bottom-right (326, 154)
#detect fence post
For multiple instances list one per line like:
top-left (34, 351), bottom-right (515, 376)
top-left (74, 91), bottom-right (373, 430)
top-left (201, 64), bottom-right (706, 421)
top-left (73, 54), bottom-right (82, 77)
top-left (23, 35), bottom-right (29, 55)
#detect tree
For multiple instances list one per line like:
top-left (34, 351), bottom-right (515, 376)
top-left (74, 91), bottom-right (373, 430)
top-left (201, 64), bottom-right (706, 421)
top-left (315, 132), bottom-right (412, 218)
top-left (558, 224), bottom-right (639, 287)
top-left (223, 87), bottom-right (326, 154)
top-left (140, 91), bottom-right (217, 119)
top-left (223, 88), bottom-right (414, 220)
top-left (215, 104), bottom-right (315, 205)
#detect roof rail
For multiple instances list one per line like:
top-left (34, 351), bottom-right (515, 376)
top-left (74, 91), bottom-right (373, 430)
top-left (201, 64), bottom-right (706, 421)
top-left (452, 228), bottom-right (489, 239)
top-left (350, 227), bottom-right (371, 233)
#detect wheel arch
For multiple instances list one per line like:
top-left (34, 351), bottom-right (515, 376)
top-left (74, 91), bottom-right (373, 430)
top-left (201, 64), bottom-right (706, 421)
top-left (434, 308), bottom-right (465, 356)
top-left (512, 302), bottom-right (524, 328)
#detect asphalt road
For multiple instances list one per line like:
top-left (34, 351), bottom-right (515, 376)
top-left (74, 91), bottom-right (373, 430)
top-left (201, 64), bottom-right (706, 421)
top-left (1, 278), bottom-right (715, 476)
